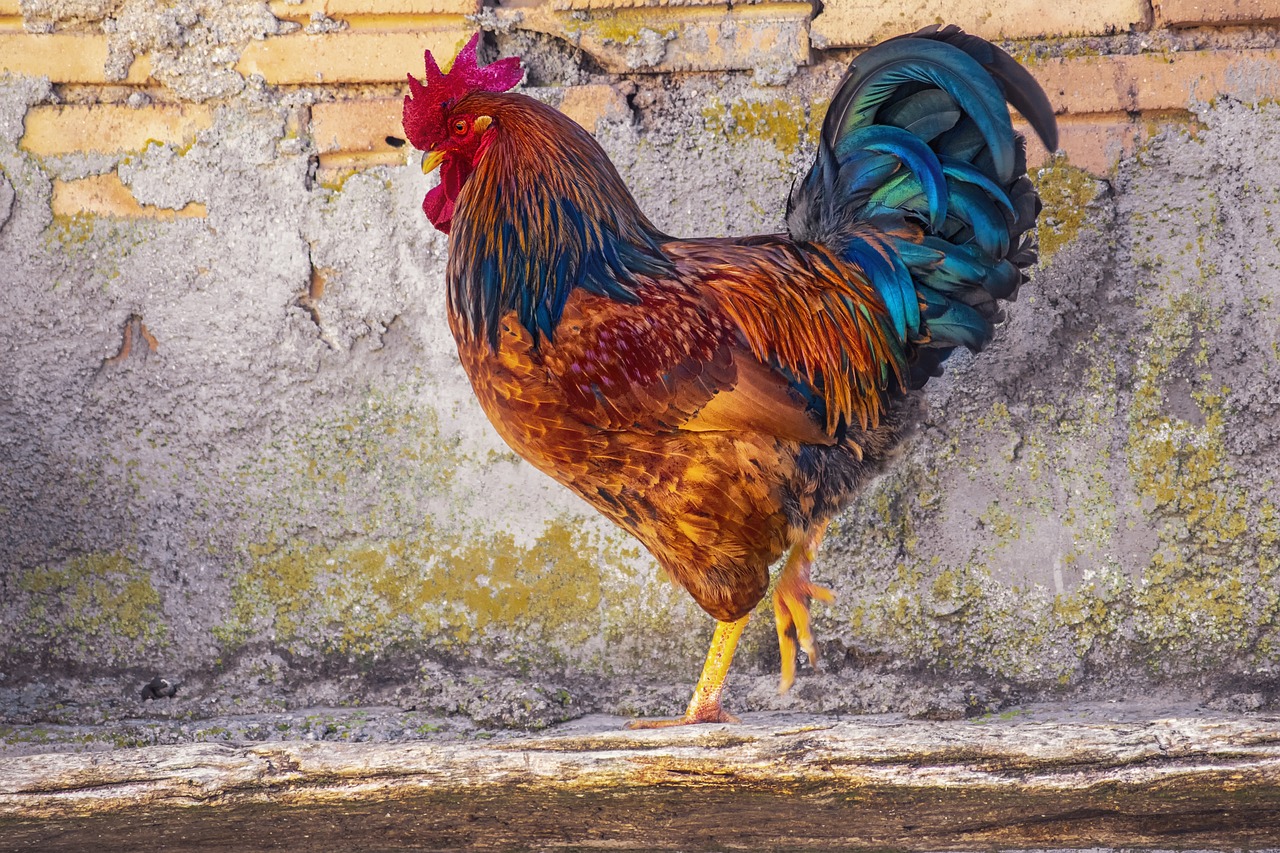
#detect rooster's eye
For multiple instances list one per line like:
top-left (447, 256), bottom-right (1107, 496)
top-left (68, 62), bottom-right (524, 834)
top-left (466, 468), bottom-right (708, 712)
top-left (452, 119), bottom-right (469, 136)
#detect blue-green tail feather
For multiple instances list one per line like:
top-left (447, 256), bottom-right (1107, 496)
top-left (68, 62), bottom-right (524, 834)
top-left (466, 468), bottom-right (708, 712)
top-left (787, 24), bottom-right (1058, 388)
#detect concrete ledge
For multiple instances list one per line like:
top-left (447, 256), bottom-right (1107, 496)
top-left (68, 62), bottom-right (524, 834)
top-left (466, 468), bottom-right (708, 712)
top-left (3, 712), bottom-right (1280, 849)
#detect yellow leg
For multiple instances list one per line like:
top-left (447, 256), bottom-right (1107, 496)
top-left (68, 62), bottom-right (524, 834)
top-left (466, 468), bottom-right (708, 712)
top-left (774, 521), bottom-right (835, 694)
top-left (625, 614), bottom-right (750, 729)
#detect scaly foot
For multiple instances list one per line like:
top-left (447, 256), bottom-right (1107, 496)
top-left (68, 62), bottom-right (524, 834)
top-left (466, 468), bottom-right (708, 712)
top-left (624, 614), bottom-right (749, 729)
top-left (774, 521), bottom-right (834, 694)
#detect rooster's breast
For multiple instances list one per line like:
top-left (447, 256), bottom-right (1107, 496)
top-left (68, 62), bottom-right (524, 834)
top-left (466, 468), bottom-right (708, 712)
top-left (449, 309), bottom-right (795, 622)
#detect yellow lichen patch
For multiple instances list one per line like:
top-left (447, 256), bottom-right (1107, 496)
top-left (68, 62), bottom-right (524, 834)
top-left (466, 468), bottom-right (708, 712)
top-left (1032, 156), bottom-right (1101, 262)
top-left (219, 389), bottom-right (708, 675)
top-left (1051, 562), bottom-right (1129, 658)
top-left (1123, 291), bottom-right (1280, 665)
top-left (17, 551), bottom-right (165, 664)
top-left (703, 97), bottom-right (822, 157)
top-left (978, 501), bottom-right (1024, 547)
top-left (43, 212), bottom-right (148, 289)
top-left (222, 518), bottom-right (614, 664)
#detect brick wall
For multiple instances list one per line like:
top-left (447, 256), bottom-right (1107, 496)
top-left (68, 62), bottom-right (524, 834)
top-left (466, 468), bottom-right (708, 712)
top-left (6, 0), bottom-right (1280, 212)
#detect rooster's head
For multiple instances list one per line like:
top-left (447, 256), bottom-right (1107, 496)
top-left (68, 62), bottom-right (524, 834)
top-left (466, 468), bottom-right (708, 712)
top-left (403, 33), bottom-right (524, 233)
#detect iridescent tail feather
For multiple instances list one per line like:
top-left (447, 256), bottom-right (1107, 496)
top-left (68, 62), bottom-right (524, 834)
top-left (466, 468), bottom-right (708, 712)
top-left (787, 25), bottom-right (1059, 388)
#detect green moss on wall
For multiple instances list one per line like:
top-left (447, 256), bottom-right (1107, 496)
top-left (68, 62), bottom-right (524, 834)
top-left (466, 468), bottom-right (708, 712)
top-left (1032, 157), bottom-right (1102, 262)
top-left (702, 97), bottom-right (824, 157)
top-left (217, 388), bottom-right (707, 677)
top-left (16, 550), bottom-right (165, 665)
top-left (1123, 292), bottom-right (1280, 668)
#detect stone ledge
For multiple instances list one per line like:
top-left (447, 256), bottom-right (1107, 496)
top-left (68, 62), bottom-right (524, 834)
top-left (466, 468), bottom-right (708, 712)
top-left (2, 712), bottom-right (1280, 849)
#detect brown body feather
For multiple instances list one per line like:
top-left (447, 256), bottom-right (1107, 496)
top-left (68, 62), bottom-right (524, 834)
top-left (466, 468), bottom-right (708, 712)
top-left (447, 125), bottom-right (921, 620)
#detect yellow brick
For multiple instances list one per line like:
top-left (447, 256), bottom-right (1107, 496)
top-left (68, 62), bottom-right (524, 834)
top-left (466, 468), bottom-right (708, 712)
top-left (328, 0), bottom-right (481, 13)
top-left (308, 85), bottom-right (627, 169)
top-left (268, 0), bottom-right (479, 22)
top-left (0, 34), bottom-right (152, 83)
top-left (311, 98), bottom-right (406, 168)
top-left (312, 99), bottom-right (402, 154)
top-left (1019, 115), bottom-right (1148, 175)
top-left (510, 3), bottom-right (811, 73)
top-left (51, 174), bottom-right (207, 219)
top-left (1035, 51), bottom-right (1280, 115)
top-left (21, 105), bottom-right (214, 158)
top-left (811, 0), bottom-right (1147, 47)
top-left (237, 26), bottom-right (471, 84)
top-left (556, 84), bottom-right (631, 130)
top-left (268, 0), bottom-right (326, 22)
top-left (1160, 0), bottom-right (1280, 26)
top-left (0, 0), bottom-right (20, 32)
top-left (316, 151), bottom-right (405, 172)
top-left (551, 0), bottom-right (729, 8)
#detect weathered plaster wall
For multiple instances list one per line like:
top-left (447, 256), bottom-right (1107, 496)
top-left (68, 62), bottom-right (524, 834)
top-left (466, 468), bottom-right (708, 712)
top-left (3, 0), bottom-right (1280, 737)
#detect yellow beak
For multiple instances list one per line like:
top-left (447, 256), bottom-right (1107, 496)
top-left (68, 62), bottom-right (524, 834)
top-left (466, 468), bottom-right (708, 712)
top-left (422, 149), bottom-right (446, 175)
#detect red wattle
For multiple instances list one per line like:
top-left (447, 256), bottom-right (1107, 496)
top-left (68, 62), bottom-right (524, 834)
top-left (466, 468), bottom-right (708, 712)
top-left (424, 154), bottom-right (473, 234)
top-left (424, 184), bottom-right (453, 233)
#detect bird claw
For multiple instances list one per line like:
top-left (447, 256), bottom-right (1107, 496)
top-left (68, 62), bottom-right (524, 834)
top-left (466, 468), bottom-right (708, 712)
top-left (774, 548), bottom-right (835, 694)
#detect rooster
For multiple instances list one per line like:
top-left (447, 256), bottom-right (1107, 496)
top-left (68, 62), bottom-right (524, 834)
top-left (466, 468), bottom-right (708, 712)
top-left (403, 29), bottom-right (1057, 726)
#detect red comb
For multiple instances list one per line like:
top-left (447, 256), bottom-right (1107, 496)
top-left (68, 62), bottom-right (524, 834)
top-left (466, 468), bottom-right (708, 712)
top-left (403, 33), bottom-right (524, 151)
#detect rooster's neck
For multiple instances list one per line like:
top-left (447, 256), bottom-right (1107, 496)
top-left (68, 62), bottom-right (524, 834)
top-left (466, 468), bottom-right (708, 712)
top-left (444, 93), bottom-right (673, 350)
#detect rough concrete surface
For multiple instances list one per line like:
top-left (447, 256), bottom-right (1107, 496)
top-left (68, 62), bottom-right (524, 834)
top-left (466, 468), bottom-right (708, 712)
top-left (4, 709), bottom-right (1280, 850)
top-left (3, 4), bottom-right (1280, 769)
